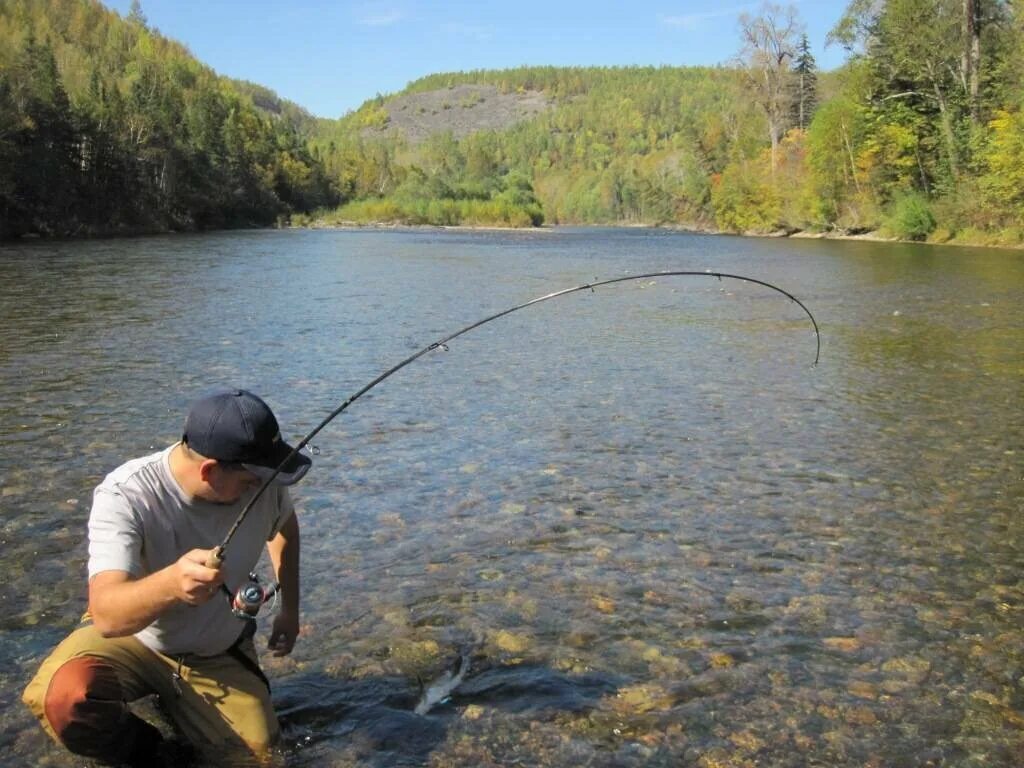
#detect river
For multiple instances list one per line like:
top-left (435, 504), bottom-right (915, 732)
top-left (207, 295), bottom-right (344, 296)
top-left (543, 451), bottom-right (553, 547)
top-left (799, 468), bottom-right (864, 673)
top-left (1, 228), bottom-right (1021, 766)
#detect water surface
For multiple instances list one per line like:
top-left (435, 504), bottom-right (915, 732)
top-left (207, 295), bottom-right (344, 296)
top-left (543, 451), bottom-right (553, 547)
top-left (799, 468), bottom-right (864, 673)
top-left (1, 228), bottom-right (1021, 766)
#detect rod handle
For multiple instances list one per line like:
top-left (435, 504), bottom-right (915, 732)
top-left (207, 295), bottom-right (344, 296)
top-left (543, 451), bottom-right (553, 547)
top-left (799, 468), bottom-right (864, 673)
top-left (206, 547), bottom-right (224, 569)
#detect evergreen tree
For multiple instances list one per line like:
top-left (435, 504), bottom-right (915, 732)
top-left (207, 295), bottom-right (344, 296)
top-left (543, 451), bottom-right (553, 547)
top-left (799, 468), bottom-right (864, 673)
top-left (791, 33), bottom-right (818, 130)
top-left (6, 36), bottom-right (81, 235)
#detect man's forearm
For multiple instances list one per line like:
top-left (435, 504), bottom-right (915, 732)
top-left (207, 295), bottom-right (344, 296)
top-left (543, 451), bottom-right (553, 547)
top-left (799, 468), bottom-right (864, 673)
top-left (88, 567), bottom-right (180, 637)
top-left (88, 548), bottom-right (224, 637)
top-left (268, 514), bottom-right (300, 617)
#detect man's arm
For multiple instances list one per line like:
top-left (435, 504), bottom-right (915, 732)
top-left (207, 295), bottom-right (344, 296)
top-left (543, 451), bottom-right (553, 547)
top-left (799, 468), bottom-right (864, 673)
top-left (87, 549), bottom-right (224, 637)
top-left (266, 512), bottom-right (300, 656)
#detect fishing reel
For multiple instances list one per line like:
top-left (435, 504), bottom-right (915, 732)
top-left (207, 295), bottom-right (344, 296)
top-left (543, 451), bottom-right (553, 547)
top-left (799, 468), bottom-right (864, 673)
top-left (229, 572), bottom-right (279, 620)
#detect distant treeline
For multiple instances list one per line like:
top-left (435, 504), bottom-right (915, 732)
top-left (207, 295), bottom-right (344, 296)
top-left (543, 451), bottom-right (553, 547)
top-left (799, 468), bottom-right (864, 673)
top-left (0, 0), bottom-right (336, 238)
top-left (3, 0), bottom-right (1024, 244)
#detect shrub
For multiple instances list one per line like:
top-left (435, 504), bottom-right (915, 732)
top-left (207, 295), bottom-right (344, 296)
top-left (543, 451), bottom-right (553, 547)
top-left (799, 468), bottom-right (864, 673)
top-left (710, 159), bottom-right (780, 233)
top-left (882, 193), bottom-right (936, 241)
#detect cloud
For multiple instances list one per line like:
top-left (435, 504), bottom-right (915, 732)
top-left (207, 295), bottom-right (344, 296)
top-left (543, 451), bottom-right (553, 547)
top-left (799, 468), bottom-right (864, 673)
top-left (356, 7), bottom-right (404, 26)
top-left (659, 4), bottom-right (755, 30)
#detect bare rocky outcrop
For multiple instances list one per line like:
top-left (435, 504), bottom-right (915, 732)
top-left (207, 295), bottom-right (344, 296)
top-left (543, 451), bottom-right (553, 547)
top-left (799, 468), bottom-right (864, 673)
top-left (362, 84), bottom-right (551, 144)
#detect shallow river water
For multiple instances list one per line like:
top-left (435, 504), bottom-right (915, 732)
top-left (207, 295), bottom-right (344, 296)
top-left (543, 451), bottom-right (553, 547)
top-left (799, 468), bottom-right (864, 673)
top-left (1, 228), bottom-right (1022, 767)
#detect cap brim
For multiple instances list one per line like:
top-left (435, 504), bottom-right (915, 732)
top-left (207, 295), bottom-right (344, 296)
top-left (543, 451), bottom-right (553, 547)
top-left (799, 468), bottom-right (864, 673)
top-left (242, 441), bottom-right (312, 486)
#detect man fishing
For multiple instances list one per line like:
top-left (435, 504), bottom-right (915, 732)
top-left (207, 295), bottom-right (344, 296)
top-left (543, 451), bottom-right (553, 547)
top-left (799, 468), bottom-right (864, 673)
top-left (22, 389), bottom-right (311, 765)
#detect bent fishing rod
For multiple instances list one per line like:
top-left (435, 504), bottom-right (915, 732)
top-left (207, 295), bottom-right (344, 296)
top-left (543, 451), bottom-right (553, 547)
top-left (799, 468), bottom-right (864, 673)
top-left (208, 270), bottom-right (820, 568)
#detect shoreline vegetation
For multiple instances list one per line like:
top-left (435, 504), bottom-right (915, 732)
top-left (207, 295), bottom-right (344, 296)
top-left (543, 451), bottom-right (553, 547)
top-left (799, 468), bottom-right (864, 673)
top-left (3, 1), bottom-right (1024, 251)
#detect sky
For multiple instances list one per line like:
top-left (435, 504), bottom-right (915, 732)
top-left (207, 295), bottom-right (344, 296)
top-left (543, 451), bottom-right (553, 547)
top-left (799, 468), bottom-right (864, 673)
top-left (105, 1), bottom-right (855, 119)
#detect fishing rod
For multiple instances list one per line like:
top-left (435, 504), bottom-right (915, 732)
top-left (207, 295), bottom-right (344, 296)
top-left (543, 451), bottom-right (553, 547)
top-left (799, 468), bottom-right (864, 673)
top-left (208, 270), bottom-right (820, 571)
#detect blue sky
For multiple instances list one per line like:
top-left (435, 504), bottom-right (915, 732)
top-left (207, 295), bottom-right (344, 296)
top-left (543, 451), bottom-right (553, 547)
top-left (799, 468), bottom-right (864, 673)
top-left (105, 1), bottom-right (854, 119)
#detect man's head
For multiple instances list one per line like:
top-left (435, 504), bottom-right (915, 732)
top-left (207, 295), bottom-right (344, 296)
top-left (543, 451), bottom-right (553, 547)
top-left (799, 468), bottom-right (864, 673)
top-left (181, 389), bottom-right (311, 499)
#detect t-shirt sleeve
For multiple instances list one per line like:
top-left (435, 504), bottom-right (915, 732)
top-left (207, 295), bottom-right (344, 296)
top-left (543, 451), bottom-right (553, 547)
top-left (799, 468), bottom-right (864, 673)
top-left (268, 486), bottom-right (296, 540)
top-left (88, 487), bottom-right (143, 579)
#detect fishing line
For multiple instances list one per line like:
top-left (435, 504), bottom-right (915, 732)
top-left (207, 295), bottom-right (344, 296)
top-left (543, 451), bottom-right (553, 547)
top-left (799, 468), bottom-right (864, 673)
top-left (208, 270), bottom-right (820, 567)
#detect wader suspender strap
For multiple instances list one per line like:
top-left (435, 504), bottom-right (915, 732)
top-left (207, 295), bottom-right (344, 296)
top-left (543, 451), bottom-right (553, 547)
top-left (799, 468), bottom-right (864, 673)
top-left (225, 641), bottom-right (271, 693)
top-left (227, 622), bottom-right (271, 693)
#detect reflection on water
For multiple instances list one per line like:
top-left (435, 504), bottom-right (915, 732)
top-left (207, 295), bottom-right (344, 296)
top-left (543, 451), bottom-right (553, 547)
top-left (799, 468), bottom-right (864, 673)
top-left (1, 229), bottom-right (1022, 766)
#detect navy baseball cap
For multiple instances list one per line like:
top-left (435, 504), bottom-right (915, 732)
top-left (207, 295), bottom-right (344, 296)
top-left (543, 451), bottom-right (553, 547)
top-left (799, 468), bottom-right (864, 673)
top-left (182, 389), bottom-right (311, 485)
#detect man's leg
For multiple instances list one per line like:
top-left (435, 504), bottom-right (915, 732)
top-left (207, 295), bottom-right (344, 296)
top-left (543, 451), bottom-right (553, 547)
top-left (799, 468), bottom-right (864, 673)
top-left (22, 624), bottom-right (172, 766)
top-left (161, 635), bottom-right (279, 757)
top-left (25, 623), bottom-right (278, 762)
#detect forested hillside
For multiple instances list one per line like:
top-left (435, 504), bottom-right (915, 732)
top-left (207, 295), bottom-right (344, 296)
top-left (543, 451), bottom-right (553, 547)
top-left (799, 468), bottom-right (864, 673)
top-left (306, 66), bottom-right (746, 229)
top-left (307, 1), bottom-right (1024, 244)
top-left (0, 0), bottom-right (336, 238)
top-left (3, 0), bottom-right (1023, 245)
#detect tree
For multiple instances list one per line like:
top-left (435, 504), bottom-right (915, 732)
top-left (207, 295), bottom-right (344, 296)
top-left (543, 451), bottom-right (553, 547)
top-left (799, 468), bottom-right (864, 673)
top-left (829, 0), bottom-right (1012, 180)
top-left (736, 3), bottom-right (803, 173)
top-left (980, 108), bottom-right (1024, 222)
top-left (127, 0), bottom-right (147, 28)
top-left (873, 0), bottom-right (966, 179)
top-left (963, 0), bottom-right (981, 123)
top-left (6, 36), bottom-right (81, 234)
top-left (791, 33), bottom-right (818, 130)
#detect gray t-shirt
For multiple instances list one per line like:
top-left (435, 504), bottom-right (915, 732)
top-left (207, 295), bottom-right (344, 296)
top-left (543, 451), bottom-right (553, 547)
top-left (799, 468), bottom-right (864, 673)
top-left (88, 444), bottom-right (294, 656)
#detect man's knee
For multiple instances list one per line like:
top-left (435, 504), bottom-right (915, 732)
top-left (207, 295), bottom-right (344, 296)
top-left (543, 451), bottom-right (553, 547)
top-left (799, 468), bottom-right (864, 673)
top-left (36, 656), bottom-right (161, 762)
top-left (217, 693), bottom-right (279, 755)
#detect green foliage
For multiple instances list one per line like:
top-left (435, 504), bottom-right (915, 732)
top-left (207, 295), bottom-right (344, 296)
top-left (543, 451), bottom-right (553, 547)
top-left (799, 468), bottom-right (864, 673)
top-left (711, 156), bottom-right (781, 233)
top-left (0, 0), bottom-right (336, 238)
top-left (979, 109), bottom-right (1024, 223)
top-left (882, 192), bottom-right (937, 240)
top-left (805, 98), bottom-right (860, 225)
top-left (327, 192), bottom-right (542, 229)
top-left (0, 36), bottom-right (80, 236)
top-left (355, 101), bottom-right (389, 129)
top-left (322, 161), bottom-right (543, 227)
top-left (798, 0), bottom-right (1021, 236)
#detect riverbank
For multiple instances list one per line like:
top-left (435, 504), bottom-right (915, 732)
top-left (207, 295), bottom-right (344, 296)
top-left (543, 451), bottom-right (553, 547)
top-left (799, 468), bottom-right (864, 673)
top-left (787, 228), bottom-right (1024, 249)
top-left (300, 219), bottom-right (1024, 250)
top-left (659, 220), bottom-right (1024, 249)
top-left (4, 219), bottom-right (1023, 251)
top-left (297, 220), bottom-right (556, 234)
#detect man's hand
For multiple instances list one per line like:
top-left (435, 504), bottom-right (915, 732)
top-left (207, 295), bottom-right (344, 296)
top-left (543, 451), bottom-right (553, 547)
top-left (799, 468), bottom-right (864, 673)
top-left (268, 610), bottom-right (299, 656)
top-left (173, 548), bottom-right (224, 605)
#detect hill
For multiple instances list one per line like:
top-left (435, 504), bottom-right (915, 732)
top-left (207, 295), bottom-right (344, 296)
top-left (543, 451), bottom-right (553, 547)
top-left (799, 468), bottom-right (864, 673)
top-left (0, 0), bottom-right (336, 238)
top-left (306, 66), bottom-right (745, 228)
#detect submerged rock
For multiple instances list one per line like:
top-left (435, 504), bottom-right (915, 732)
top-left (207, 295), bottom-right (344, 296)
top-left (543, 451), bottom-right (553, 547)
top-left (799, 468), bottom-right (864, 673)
top-left (824, 637), bottom-right (862, 653)
top-left (388, 639), bottom-right (443, 676)
top-left (492, 630), bottom-right (532, 654)
top-left (611, 683), bottom-right (675, 715)
top-left (591, 596), bottom-right (615, 614)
